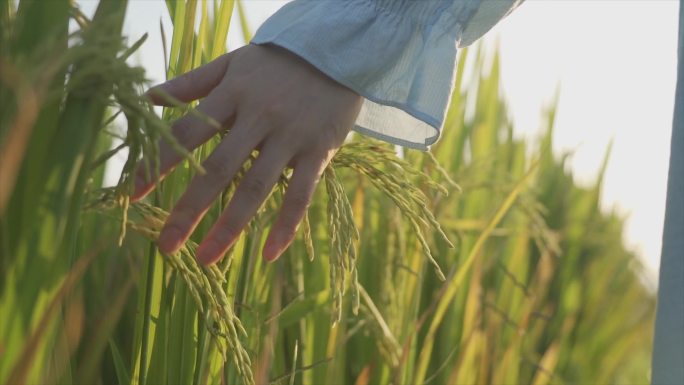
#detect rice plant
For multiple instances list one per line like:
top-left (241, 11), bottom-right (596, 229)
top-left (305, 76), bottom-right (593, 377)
top-left (0, 1), bottom-right (654, 385)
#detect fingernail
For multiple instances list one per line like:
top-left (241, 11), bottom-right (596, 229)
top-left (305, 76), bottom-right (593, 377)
top-left (197, 241), bottom-right (221, 265)
top-left (263, 238), bottom-right (286, 262)
top-left (158, 226), bottom-right (183, 254)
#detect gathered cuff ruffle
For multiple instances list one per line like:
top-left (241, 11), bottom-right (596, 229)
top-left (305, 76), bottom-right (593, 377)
top-left (251, 0), bottom-right (480, 150)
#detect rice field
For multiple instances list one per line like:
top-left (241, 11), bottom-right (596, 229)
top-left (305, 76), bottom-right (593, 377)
top-left (0, 1), bottom-right (655, 384)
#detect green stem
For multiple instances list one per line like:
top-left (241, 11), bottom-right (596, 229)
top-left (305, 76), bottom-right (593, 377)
top-left (193, 315), bottom-right (208, 385)
top-left (139, 240), bottom-right (157, 385)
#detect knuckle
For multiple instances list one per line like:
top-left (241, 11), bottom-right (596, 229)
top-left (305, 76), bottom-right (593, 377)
top-left (281, 198), bottom-right (308, 229)
top-left (263, 101), bottom-right (288, 121)
top-left (176, 198), bottom-right (204, 218)
top-left (203, 157), bottom-right (231, 178)
top-left (242, 177), bottom-right (268, 198)
top-left (182, 71), bottom-right (200, 87)
top-left (171, 118), bottom-right (193, 145)
top-left (216, 222), bottom-right (242, 243)
top-left (280, 212), bottom-right (302, 235)
top-left (288, 192), bottom-right (311, 211)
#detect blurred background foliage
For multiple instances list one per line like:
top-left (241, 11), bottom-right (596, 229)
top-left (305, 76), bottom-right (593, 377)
top-left (0, 0), bottom-right (654, 384)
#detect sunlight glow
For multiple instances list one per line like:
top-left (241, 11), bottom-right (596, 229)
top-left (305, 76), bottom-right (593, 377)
top-left (100, 0), bottom-right (677, 284)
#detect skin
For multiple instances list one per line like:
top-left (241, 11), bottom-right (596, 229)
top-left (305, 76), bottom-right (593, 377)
top-left (131, 44), bottom-right (363, 265)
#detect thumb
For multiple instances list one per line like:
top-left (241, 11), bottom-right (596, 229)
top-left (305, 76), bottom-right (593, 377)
top-left (146, 52), bottom-right (232, 106)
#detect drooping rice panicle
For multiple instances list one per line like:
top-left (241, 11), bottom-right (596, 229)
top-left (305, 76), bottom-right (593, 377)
top-left (333, 141), bottom-right (454, 280)
top-left (86, 190), bottom-right (254, 385)
top-left (324, 167), bottom-right (360, 322)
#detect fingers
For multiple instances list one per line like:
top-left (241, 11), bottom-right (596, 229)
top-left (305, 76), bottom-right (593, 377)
top-left (146, 53), bottom-right (231, 106)
top-left (131, 91), bottom-right (235, 202)
top-left (262, 154), bottom-right (328, 262)
top-left (155, 123), bottom-right (263, 255)
top-left (196, 141), bottom-right (293, 265)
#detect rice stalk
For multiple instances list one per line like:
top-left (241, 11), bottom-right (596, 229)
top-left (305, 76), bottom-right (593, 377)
top-left (86, 189), bottom-right (254, 385)
top-left (334, 141), bottom-right (454, 281)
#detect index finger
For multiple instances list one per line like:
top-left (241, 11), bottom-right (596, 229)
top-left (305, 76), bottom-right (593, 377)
top-left (131, 91), bottom-right (236, 201)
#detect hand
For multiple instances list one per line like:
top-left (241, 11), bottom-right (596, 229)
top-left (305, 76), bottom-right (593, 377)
top-left (131, 44), bottom-right (363, 265)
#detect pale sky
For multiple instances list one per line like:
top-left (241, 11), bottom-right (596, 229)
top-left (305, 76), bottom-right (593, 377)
top-left (79, 1), bottom-right (678, 285)
top-left (488, 1), bottom-right (677, 285)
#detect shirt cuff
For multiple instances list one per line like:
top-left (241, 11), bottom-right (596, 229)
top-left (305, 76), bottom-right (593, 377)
top-left (251, 0), bottom-right (480, 150)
